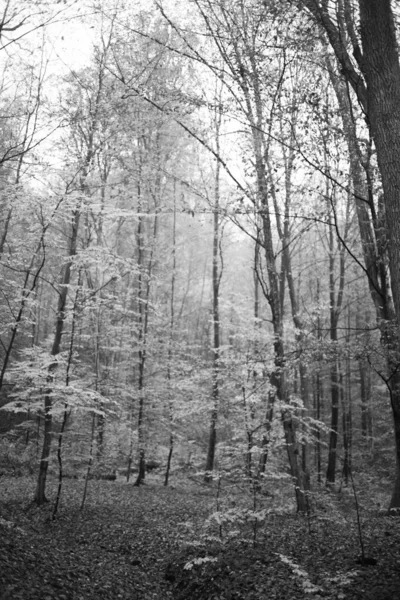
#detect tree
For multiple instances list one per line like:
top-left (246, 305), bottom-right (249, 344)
top-left (204, 92), bottom-right (223, 482)
top-left (34, 31), bottom-right (115, 504)
top-left (296, 0), bottom-right (400, 510)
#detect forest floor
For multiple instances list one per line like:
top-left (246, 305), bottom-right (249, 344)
top-left (1, 474), bottom-right (400, 600)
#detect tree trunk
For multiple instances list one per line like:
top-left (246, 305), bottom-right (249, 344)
top-left (301, 0), bottom-right (400, 513)
top-left (35, 391), bottom-right (53, 505)
top-left (268, 95), bottom-right (312, 492)
top-left (326, 213), bottom-right (344, 486)
top-left (254, 241), bottom-right (275, 477)
top-left (134, 142), bottom-right (160, 486)
top-left (358, 0), bottom-right (400, 510)
top-left (205, 101), bottom-right (222, 482)
top-left (164, 434), bottom-right (173, 487)
top-left (326, 359), bottom-right (339, 485)
top-left (357, 311), bottom-right (373, 449)
top-left (165, 182), bottom-right (177, 487)
top-left (358, 0), bottom-right (400, 323)
top-left (342, 371), bottom-right (353, 486)
top-left (314, 371), bottom-right (323, 485)
top-left (34, 210), bottom-right (80, 506)
top-left (133, 197), bottom-right (147, 487)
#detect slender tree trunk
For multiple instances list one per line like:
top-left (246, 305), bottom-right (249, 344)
top-left (192, 0), bottom-right (306, 508)
top-left (267, 91), bottom-right (312, 492)
top-left (33, 34), bottom-right (111, 504)
top-left (314, 372), bottom-right (323, 484)
top-left (326, 359), bottom-right (339, 484)
top-left (52, 277), bottom-right (82, 518)
top-left (34, 209), bottom-right (81, 505)
top-left (357, 311), bottom-right (373, 449)
top-left (133, 187), bottom-right (147, 487)
top-left (254, 240), bottom-right (275, 477)
top-left (342, 355), bottom-right (352, 484)
top-left (165, 183), bottom-right (177, 487)
top-left (205, 101), bottom-right (223, 482)
top-left (326, 218), bottom-right (341, 486)
top-left (0, 194), bottom-right (65, 393)
top-left (0, 67), bottom-right (43, 256)
top-left (134, 149), bottom-right (159, 486)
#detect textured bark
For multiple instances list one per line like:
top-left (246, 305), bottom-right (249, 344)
top-left (357, 3), bottom-right (400, 509)
top-left (358, 0), bottom-right (400, 328)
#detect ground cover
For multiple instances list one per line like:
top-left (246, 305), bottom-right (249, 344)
top-left (0, 476), bottom-right (400, 600)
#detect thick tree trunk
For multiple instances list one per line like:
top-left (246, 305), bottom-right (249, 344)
top-left (358, 0), bottom-right (400, 510)
top-left (358, 0), bottom-right (400, 323)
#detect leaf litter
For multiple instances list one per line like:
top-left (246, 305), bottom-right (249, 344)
top-left (1, 476), bottom-right (400, 600)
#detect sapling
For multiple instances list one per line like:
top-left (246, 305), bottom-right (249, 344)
top-left (349, 468), bottom-right (377, 565)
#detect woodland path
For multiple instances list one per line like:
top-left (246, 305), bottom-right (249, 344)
top-left (1, 476), bottom-right (400, 600)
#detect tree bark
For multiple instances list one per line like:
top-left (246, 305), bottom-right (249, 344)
top-left (326, 219), bottom-right (342, 485)
top-left (357, 1), bottom-right (400, 510)
top-left (133, 179), bottom-right (148, 487)
top-left (204, 100), bottom-right (223, 482)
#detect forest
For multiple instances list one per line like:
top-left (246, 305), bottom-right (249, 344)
top-left (1, 1), bottom-right (400, 599)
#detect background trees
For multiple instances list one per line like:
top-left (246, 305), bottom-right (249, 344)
top-left (0, 0), bottom-right (398, 514)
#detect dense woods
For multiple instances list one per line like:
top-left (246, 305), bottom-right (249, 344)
top-left (2, 1), bottom-right (400, 598)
